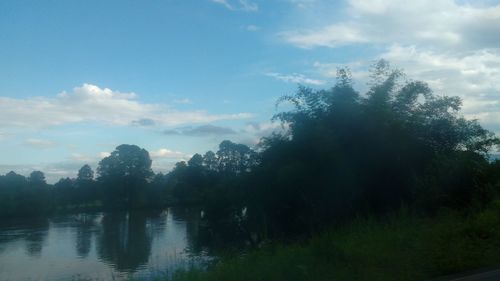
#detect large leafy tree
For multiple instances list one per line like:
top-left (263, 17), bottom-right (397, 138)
top-left (77, 164), bottom-right (94, 182)
top-left (29, 171), bottom-right (46, 186)
top-left (76, 164), bottom-right (96, 204)
top-left (202, 151), bottom-right (218, 171)
top-left (248, 60), bottom-right (499, 236)
top-left (217, 140), bottom-right (259, 175)
top-left (97, 144), bottom-right (153, 208)
top-left (3, 171), bottom-right (28, 188)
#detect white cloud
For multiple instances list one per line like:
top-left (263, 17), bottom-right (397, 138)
top-left (282, 24), bottom-right (368, 48)
top-left (246, 25), bottom-right (260, 32)
top-left (24, 138), bottom-right (56, 149)
top-left (282, 0), bottom-right (500, 50)
top-left (379, 45), bottom-right (500, 133)
top-left (150, 148), bottom-right (192, 174)
top-left (212, 0), bottom-right (233, 10)
top-left (99, 152), bottom-right (111, 158)
top-left (211, 0), bottom-right (258, 11)
top-left (281, 0), bottom-right (500, 134)
top-left (266, 72), bottom-right (325, 85)
top-left (311, 46), bottom-right (500, 133)
top-left (150, 148), bottom-right (190, 160)
top-left (0, 83), bottom-right (252, 130)
top-left (70, 153), bottom-right (93, 162)
top-left (239, 121), bottom-right (289, 146)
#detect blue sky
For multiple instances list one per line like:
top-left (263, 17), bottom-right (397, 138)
top-left (1, 0), bottom-right (500, 182)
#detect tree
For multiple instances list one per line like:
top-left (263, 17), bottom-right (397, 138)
top-left (29, 171), bottom-right (46, 186)
top-left (2, 171), bottom-right (28, 188)
top-left (217, 140), bottom-right (258, 175)
top-left (98, 144), bottom-right (153, 182)
top-left (188, 154), bottom-right (204, 168)
top-left (203, 151), bottom-right (218, 171)
top-left (55, 177), bottom-right (75, 189)
top-left (77, 164), bottom-right (94, 182)
top-left (76, 164), bottom-right (96, 204)
top-left (247, 60), bottom-right (500, 236)
top-left (97, 144), bottom-right (153, 208)
top-left (54, 177), bottom-right (77, 205)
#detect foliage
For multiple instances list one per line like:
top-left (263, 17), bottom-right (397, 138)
top-left (28, 171), bottom-right (46, 186)
top-left (77, 164), bottom-right (94, 182)
top-left (244, 61), bottom-right (499, 237)
top-left (166, 204), bottom-right (500, 281)
top-left (1, 61), bottom-right (499, 246)
top-left (97, 144), bottom-right (154, 208)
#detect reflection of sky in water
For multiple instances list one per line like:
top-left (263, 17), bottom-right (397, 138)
top-left (0, 209), bottom-right (209, 281)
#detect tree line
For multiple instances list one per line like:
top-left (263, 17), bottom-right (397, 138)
top-left (0, 140), bottom-right (258, 217)
top-left (2, 60), bottom-right (500, 242)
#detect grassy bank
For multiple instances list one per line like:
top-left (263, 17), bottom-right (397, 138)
top-left (167, 202), bottom-right (500, 281)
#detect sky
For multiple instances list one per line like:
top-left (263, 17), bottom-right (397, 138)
top-left (1, 0), bottom-right (500, 183)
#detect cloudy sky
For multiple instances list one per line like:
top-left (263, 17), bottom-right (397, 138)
top-left (1, 0), bottom-right (500, 182)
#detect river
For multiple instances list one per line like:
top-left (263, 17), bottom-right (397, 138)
top-left (0, 208), bottom-right (214, 281)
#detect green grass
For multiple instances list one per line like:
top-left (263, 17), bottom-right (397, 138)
top-left (166, 202), bottom-right (500, 281)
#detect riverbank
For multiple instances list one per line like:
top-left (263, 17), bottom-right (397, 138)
top-left (167, 202), bottom-right (500, 281)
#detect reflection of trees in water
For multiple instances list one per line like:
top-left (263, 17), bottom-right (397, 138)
top-left (143, 209), bottom-right (168, 237)
top-left (170, 207), bottom-right (247, 257)
top-left (24, 218), bottom-right (50, 257)
top-left (73, 214), bottom-right (99, 258)
top-left (0, 208), bottom-right (243, 271)
top-left (172, 208), bottom-right (205, 256)
top-left (0, 217), bottom-right (50, 257)
top-left (96, 211), bottom-right (163, 272)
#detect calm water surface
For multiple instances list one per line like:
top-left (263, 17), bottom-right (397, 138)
top-left (0, 208), bottom-right (213, 281)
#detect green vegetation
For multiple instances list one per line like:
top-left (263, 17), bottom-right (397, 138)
top-left (169, 204), bottom-right (500, 281)
top-left (0, 138), bottom-right (260, 217)
top-left (1, 60), bottom-right (500, 279)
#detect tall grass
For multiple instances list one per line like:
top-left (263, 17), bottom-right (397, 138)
top-left (166, 202), bottom-right (500, 281)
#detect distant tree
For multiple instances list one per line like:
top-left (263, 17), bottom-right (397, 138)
top-left (174, 161), bottom-right (187, 170)
top-left (54, 178), bottom-right (76, 205)
top-left (97, 144), bottom-right (153, 208)
top-left (29, 171), bottom-right (46, 186)
top-left (188, 153), bottom-right (204, 168)
top-left (217, 140), bottom-right (258, 175)
top-left (55, 177), bottom-right (75, 189)
top-left (147, 172), bottom-right (171, 207)
top-left (3, 171), bottom-right (28, 188)
top-left (202, 151), bottom-right (218, 171)
top-left (75, 164), bottom-right (96, 204)
top-left (98, 144), bottom-right (153, 183)
top-left (77, 164), bottom-right (94, 182)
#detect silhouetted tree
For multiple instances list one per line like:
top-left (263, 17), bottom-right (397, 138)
top-left (217, 140), bottom-right (259, 175)
top-left (203, 151), bottom-right (218, 171)
top-left (188, 153), bottom-right (204, 168)
top-left (29, 171), bottom-right (46, 186)
top-left (97, 144), bottom-right (153, 208)
top-left (75, 164), bottom-right (96, 204)
top-left (3, 171), bottom-right (28, 186)
top-left (245, 60), bottom-right (499, 237)
top-left (77, 164), bottom-right (94, 181)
